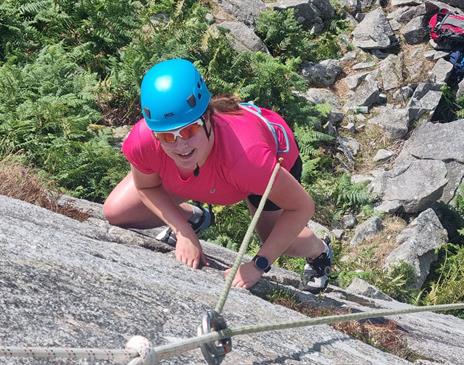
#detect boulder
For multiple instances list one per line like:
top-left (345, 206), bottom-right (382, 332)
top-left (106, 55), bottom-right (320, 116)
top-left (267, 0), bottom-right (335, 34)
top-left (423, 50), bottom-right (450, 60)
top-left (373, 149), bottom-right (395, 162)
top-left (217, 0), bottom-right (266, 26)
top-left (217, 21), bottom-right (269, 52)
top-left (344, 71), bottom-right (370, 90)
top-left (350, 216), bottom-right (383, 245)
top-left (371, 159), bottom-right (448, 213)
top-left (303, 88), bottom-right (342, 110)
top-left (407, 82), bottom-right (443, 122)
top-left (396, 120), bottom-right (464, 164)
top-left (384, 209), bottom-right (448, 288)
top-left (401, 16), bottom-right (428, 44)
top-left (441, 160), bottom-right (464, 204)
top-left (389, 4), bottom-right (427, 23)
top-left (392, 85), bottom-right (415, 104)
top-left (345, 73), bottom-right (382, 109)
top-left (352, 8), bottom-right (398, 49)
top-left (352, 61), bottom-right (377, 70)
top-left (342, 0), bottom-right (377, 14)
top-left (429, 58), bottom-right (454, 84)
top-left (395, 120), bottom-right (464, 204)
top-left (346, 278), bottom-right (393, 301)
top-left (337, 135), bottom-right (361, 169)
top-left (379, 54), bottom-right (403, 91)
top-left (301, 59), bottom-right (342, 87)
top-left (441, 0), bottom-right (464, 10)
top-left (369, 106), bottom-right (410, 139)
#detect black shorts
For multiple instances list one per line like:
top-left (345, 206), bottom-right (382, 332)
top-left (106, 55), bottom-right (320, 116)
top-left (247, 155), bottom-right (303, 211)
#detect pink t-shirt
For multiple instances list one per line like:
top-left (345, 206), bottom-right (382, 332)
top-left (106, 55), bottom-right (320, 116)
top-left (122, 106), bottom-right (299, 205)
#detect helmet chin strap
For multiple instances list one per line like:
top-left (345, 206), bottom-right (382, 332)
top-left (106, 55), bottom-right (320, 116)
top-left (194, 120), bottom-right (213, 177)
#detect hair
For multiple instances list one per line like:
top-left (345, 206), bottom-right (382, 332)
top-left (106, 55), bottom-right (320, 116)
top-left (203, 94), bottom-right (241, 123)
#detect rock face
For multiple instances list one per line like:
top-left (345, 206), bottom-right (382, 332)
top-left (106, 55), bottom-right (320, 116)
top-left (0, 195), bottom-right (416, 365)
top-left (384, 208), bottom-right (448, 288)
top-left (2, 195), bottom-right (464, 364)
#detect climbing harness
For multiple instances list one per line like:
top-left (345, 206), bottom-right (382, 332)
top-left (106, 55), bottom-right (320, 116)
top-left (197, 310), bottom-right (232, 365)
top-left (239, 102), bottom-right (290, 154)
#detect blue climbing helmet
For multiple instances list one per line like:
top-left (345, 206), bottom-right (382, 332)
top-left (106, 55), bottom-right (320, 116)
top-left (140, 58), bottom-right (211, 132)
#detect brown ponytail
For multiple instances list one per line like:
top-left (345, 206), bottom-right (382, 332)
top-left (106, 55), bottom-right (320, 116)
top-left (203, 94), bottom-right (242, 122)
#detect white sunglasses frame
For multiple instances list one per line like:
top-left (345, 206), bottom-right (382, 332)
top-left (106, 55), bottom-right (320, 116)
top-left (154, 119), bottom-right (204, 143)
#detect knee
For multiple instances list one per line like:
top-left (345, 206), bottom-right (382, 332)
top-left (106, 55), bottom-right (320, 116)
top-left (103, 198), bottom-right (123, 226)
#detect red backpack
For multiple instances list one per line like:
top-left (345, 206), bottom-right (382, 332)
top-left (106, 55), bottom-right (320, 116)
top-left (429, 9), bottom-right (464, 43)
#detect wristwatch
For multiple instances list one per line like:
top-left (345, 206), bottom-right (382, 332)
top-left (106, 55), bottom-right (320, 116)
top-left (252, 255), bottom-right (271, 273)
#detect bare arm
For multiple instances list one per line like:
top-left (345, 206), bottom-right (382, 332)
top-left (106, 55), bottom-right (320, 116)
top-left (131, 165), bottom-right (194, 236)
top-left (256, 167), bottom-right (315, 263)
top-left (131, 165), bottom-right (206, 268)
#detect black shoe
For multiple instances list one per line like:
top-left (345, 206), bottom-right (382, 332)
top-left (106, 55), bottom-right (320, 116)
top-left (301, 238), bottom-right (333, 294)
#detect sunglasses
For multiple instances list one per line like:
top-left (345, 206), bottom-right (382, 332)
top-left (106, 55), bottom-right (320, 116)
top-left (155, 120), bottom-right (204, 143)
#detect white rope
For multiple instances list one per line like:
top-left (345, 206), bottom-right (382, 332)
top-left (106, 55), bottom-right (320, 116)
top-left (0, 346), bottom-right (137, 362)
top-left (215, 158), bottom-right (283, 314)
top-left (1, 303), bottom-right (463, 363)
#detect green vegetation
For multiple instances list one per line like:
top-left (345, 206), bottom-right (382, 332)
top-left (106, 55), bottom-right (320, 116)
top-left (417, 186), bottom-right (464, 318)
top-left (335, 247), bottom-right (419, 304)
top-left (457, 94), bottom-right (464, 119)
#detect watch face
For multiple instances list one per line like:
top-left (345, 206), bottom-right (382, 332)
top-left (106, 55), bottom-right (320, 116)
top-left (255, 256), bottom-right (269, 270)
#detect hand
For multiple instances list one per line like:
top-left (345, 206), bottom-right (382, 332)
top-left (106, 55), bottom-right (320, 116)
top-left (175, 233), bottom-right (209, 269)
top-left (224, 261), bottom-right (263, 289)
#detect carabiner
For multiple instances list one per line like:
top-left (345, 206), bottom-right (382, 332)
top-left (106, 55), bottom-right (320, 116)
top-left (197, 310), bottom-right (232, 365)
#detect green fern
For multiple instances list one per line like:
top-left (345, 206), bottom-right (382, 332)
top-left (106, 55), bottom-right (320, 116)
top-left (333, 174), bottom-right (372, 210)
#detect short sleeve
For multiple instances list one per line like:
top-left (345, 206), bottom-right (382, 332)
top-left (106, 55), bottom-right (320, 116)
top-left (121, 121), bottom-right (161, 175)
top-left (228, 143), bottom-right (277, 195)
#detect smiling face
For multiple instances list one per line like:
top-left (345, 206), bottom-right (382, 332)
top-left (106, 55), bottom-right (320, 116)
top-left (157, 119), bottom-right (214, 173)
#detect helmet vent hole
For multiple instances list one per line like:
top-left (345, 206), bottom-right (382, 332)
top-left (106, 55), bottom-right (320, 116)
top-left (164, 112), bottom-right (174, 118)
top-left (187, 94), bottom-right (196, 107)
top-left (198, 93), bottom-right (202, 99)
top-left (143, 108), bottom-right (151, 119)
top-left (197, 82), bottom-right (201, 88)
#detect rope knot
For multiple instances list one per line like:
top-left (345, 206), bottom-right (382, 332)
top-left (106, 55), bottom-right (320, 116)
top-left (126, 336), bottom-right (159, 365)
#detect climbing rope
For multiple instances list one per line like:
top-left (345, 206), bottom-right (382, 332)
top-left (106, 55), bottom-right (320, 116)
top-left (1, 303), bottom-right (463, 364)
top-left (214, 158), bottom-right (283, 315)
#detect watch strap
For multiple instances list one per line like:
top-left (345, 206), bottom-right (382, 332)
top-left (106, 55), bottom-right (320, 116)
top-left (252, 255), bottom-right (271, 273)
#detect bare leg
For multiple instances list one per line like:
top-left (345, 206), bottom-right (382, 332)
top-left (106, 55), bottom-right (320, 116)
top-left (103, 172), bottom-right (193, 229)
top-left (246, 201), bottom-right (325, 259)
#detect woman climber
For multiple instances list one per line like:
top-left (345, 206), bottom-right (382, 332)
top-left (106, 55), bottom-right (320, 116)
top-left (103, 58), bottom-right (332, 293)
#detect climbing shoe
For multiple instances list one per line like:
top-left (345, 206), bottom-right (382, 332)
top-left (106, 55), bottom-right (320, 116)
top-left (156, 205), bottom-right (213, 245)
top-left (301, 237), bottom-right (333, 294)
